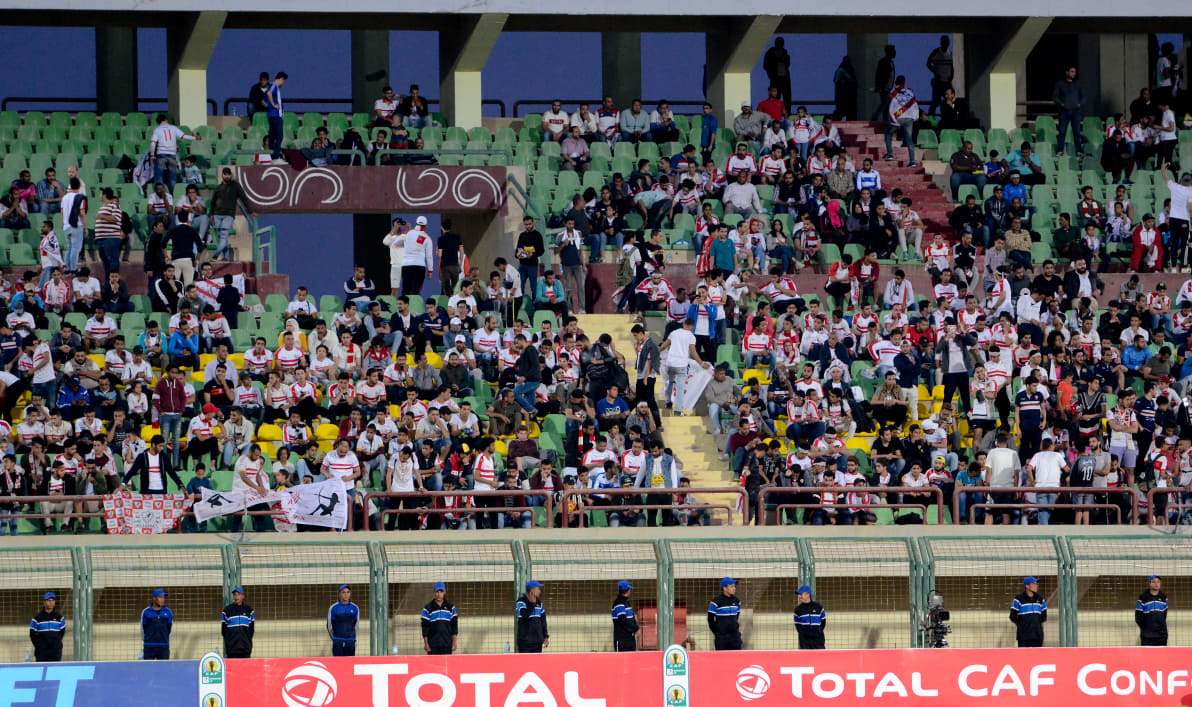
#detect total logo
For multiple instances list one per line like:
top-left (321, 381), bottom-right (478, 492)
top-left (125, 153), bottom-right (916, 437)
top-left (736, 665), bottom-right (771, 701)
top-left (282, 661), bottom-right (338, 707)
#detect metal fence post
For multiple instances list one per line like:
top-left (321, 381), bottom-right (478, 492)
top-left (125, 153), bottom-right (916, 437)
top-left (795, 538), bottom-right (815, 593)
top-left (513, 540), bottom-right (530, 645)
top-left (655, 540), bottom-right (674, 648)
top-left (367, 542), bottom-right (388, 656)
top-left (1053, 536), bottom-right (1076, 647)
top-left (221, 544), bottom-right (241, 607)
top-left (914, 538), bottom-right (937, 649)
top-left (72, 547), bottom-right (92, 661)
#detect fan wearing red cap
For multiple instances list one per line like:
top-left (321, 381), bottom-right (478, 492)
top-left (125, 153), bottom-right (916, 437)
top-left (186, 403), bottom-right (222, 470)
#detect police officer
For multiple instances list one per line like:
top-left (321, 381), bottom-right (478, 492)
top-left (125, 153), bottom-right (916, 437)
top-left (421, 582), bottom-right (458, 655)
top-left (221, 586), bottom-right (255, 658)
top-left (1135, 574), bottom-right (1168, 646)
top-left (141, 589), bottom-right (173, 660)
top-left (1009, 576), bottom-right (1047, 647)
top-left (515, 580), bottom-right (549, 653)
top-left (30, 591), bottom-right (65, 662)
top-left (327, 584), bottom-right (359, 656)
top-left (612, 580), bottom-right (639, 651)
top-left (708, 577), bottom-right (742, 650)
top-left (793, 585), bottom-right (826, 649)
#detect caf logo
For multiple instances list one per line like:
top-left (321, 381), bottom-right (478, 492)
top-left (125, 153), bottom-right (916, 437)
top-left (665, 685), bottom-right (687, 707)
top-left (203, 694), bottom-right (223, 707)
top-left (206, 659), bottom-right (219, 673)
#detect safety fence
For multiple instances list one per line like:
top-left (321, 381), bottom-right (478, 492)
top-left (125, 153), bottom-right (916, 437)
top-left (1, 532), bottom-right (1187, 662)
top-left (952, 486), bottom-right (1142, 525)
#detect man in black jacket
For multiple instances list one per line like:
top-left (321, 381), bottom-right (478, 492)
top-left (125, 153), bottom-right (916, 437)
top-left (1061, 258), bottom-right (1104, 311)
top-left (515, 580), bottom-right (548, 653)
top-left (221, 586), bottom-right (255, 658)
top-left (121, 435), bottom-right (184, 494)
top-left (793, 585), bottom-right (826, 649)
top-left (708, 577), bottom-right (742, 650)
top-left (30, 591), bottom-right (65, 662)
top-left (1135, 574), bottom-right (1168, 646)
top-left (421, 582), bottom-right (458, 655)
top-left (1009, 576), bottom-right (1047, 647)
top-left (512, 335), bottom-right (541, 414)
top-left (612, 580), bottom-right (639, 651)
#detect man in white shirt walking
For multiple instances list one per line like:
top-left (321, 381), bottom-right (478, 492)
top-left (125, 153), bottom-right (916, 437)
top-left (395, 216), bottom-right (435, 297)
top-left (150, 114), bottom-right (199, 192)
top-left (659, 318), bottom-right (711, 415)
top-left (1026, 438), bottom-right (1069, 526)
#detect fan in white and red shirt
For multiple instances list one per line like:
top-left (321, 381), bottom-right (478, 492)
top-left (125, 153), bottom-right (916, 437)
top-left (356, 371), bottom-right (387, 408)
top-left (724, 150), bottom-right (758, 178)
top-left (243, 343), bottom-right (275, 378)
top-left (758, 152), bottom-right (786, 180)
top-left (582, 441), bottom-right (618, 472)
top-left (400, 394), bottom-right (429, 424)
top-left (84, 311), bottom-right (117, 346)
top-left (321, 440), bottom-right (362, 486)
top-left (472, 325), bottom-right (501, 355)
top-left (868, 337), bottom-right (901, 368)
top-left (933, 281), bottom-right (960, 310)
top-left (472, 441), bottom-right (498, 490)
top-left (924, 236), bottom-right (951, 271)
top-left (282, 417), bottom-right (310, 447)
top-left (634, 273), bottom-right (675, 304)
top-left (275, 343), bottom-right (306, 374)
top-left (741, 329), bottom-right (772, 357)
top-left (41, 275), bottom-right (70, 312)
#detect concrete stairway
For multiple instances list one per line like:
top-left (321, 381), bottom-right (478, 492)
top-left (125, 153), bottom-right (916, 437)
top-left (576, 312), bottom-right (742, 525)
top-left (837, 121), bottom-right (956, 239)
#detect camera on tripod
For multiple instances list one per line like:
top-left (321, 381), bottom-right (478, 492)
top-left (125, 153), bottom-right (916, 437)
top-left (919, 590), bottom-right (952, 648)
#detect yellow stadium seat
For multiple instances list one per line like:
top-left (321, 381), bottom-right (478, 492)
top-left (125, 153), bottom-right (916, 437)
top-left (917, 384), bottom-right (932, 401)
top-left (494, 439), bottom-right (508, 458)
top-left (190, 370), bottom-right (205, 382)
top-left (87, 354), bottom-right (105, 369)
top-left (227, 353), bottom-right (245, 371)
top-left (930, 402), bottom-right (943, 415)
top-left (773, 419), bottom-right (787, 437)
top-left (426, 351), bottom-right (443, 369)
top-left (389, 404), bottom-right (402, 418)
top-left (744, 368), bottom-right (771, 385)
top-left (405, 353), bottom-right (415, 367)
top-left (315, 423), bottom-right (339, 441)
top-left (930, 385), bottom-right (944, 400)
top-left (199, 353), bottom-right (217, 369)
top-left (846, 437), bottom-right (871, 453)
top-left (317, 441), bottom-right (334, 453)
top-left (257, 424), bottom-right (283, 441)
top-left (258, 441), bottom-right (279, 458)
top-left (528, 421), bottom-right (541, 438)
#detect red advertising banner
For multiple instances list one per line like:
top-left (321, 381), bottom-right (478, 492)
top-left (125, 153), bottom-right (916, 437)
top-left (226, 652), bottom-right (660, 707)
top-left (688, 647), bottom-right (1192, 706)
top-left (234, 165), bottom-right (507, 213)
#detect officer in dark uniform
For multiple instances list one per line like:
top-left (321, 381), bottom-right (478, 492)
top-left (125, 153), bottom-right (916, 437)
top-left (612, 580), bottom-right (639, 651)
top-left (1009, 576), bottom-right (1047, 647)
top-left (221, 586), bottom-right (255, 658)
top-left (141, 589), bottom-right (173, 660)
top-left (326, 584), bottom-right (359, 656)
top-left (30, 591), bottom-right (65, 662)
top-left (421, 581), bottom-right (458, 655)
top-left (707, 577), bottom-right (742, 650)
top-left (793, 585), bottom-right (826, 649)
top-left (515, 580), bottom-right (548, 653)
top-left (1135, 574), bottom-right (1169, 646)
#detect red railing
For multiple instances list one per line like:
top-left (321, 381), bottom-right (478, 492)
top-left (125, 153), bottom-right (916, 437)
top-left (952, 487), bottom-right (1141, 525)
top-left (1146, 488), bottom-right (1191, 527)
top-left (361, 490), bottom-right (554, 530)
top-left (557, 487), bottom-right (743, 528)
top-left (758, 486), bottom-right (945, 525)
top-left (1, 495), bottom-right (109, 528)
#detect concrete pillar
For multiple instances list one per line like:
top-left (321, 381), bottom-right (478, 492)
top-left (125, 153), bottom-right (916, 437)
top-left (166, 12), bottom-right (225, 129)
top-left (602, 33), bottom-right (642, 108)
top-left (967, 18), bottom-right (1053, 133)
top-left (96, 27), bottom-right (138, 114)
top-left (705, 16), bottom-right (782, 125)
top-left (846, 33), bottom-right (888, 122)
top-left (439, 13), bottom-right (507, 130)
top-left (1078, 34), bottom-right (1149, 116)
top-left (351, 30), bottom-right (390, 115)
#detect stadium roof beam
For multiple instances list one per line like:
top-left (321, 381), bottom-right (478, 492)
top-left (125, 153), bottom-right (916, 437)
top-left (968, 17), bottom-right (1053, 133)
top-left (705, 16), bottom-right (782, 123)
top-left (439, 13), bottom-right (508, 130)
top-left (96, 26), bottom-right (137, 114)
top-left (167, 11), bottom-right (227, 129)
top-left (602, 33), bottom-right (642, 109)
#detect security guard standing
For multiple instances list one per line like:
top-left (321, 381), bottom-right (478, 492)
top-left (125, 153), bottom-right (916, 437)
top-left (221, 586), bottom-right (255, 658)
top-left (707, 577), bottom-right (743, 650)
top-left (421, 582), bottom-right (458, 655)
top-left (1009, 576), bottom-right (1047, 647)
top-left (327, 584), bottom-right (359, 656)
top-left (793, 585), bottom-right (826, 649)
top-left (29, 592), bottom-right (65, 662)
top-left (515, 580), bottom-right (549, 653)
top-left (1135, 574), bottom-right (1168, 646)
top-left (612, 580), bottom-right (639, 652)
top-left (141, 589), bottom-right (173, 660)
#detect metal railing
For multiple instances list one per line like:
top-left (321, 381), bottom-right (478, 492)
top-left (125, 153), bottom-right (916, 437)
top-left (557, 487), bottom-right (743, 527)
top-left (221, 97), bottom-right (507, 117)
top-left (0, 96), bottom-right (218, 115)
top-left (1146, 487), bottom-right (1192, 526)
top-left (758, 485), bottom-right (946, 525)
top-left (952, 486), bottom-right (1141, 525)
top-left (362, 490), bottom-right (554, 529)
top-left (511, 98), bottom-right (836, 118)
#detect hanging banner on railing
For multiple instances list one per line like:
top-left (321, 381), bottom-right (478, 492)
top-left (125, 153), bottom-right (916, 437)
top-left (102, 491), bottom-right (191, 534)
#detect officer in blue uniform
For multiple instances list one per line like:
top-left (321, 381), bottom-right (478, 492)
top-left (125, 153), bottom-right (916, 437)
top-left (141, 589), bottom-right (173, 660)
top-left (1009, 576), bottom-right (1047, 647)
top-left (793, 585), bottom-right (826, 649)
top-left (30, 592), bottom-right (66, 662)
top-left (327, 584), bottom-right (359, 656)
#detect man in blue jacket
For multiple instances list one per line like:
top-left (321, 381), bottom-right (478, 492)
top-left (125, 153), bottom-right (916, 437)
top-left (141, 588), bottom-right (173, 660)
top-left (327, 584), bottom-right (359, 656)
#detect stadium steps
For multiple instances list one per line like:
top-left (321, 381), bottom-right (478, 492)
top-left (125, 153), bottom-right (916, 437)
top-left (837, 121), bottom-right (956, 239)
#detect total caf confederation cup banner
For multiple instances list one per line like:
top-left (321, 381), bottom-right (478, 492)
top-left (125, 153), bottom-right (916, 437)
top-left (221, 647), bottom-right (1192, 707)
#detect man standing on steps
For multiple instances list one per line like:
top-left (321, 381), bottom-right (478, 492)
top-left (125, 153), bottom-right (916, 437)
top-left (632, 324), bottom-right (661, 428)
top-left (398, 216), bottom-right (435, 298)
top-left (924, 36), bottom-right (953, 117)
top-left (883, 76), bottom-right (918, 168)
top-left (870, 45), bottom-right (897, 122)
top-left (763, 39), bottom-right (792, 112)
top-left (659, 318), bottom-right (711, 416)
